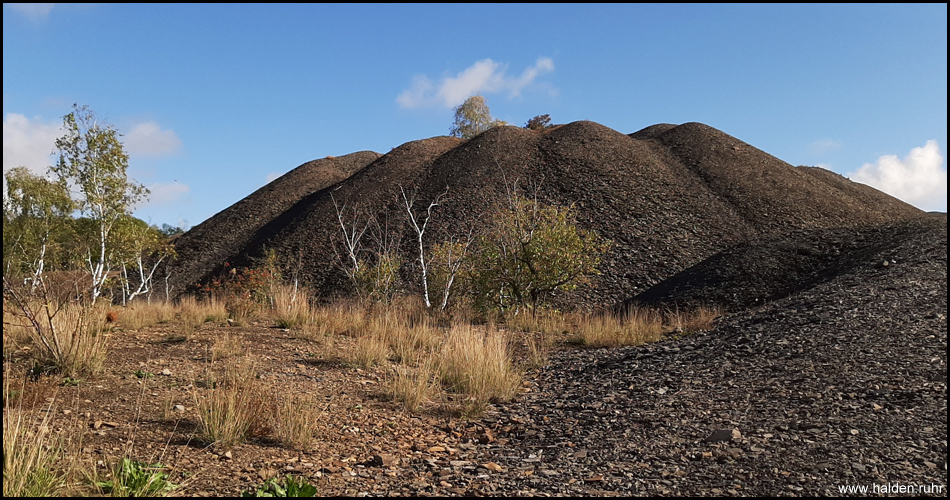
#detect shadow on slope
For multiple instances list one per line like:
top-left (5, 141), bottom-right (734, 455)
top-left (623, 216), bottom-right (944, 312)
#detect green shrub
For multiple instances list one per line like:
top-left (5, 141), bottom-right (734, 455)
top-left (470, 194), bottom-right (611, 312)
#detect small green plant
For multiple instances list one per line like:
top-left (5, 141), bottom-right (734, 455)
top-left (133, 370), bottom-right (154, 379)
top-left (61, 376), bottom-right (83, 386)
top-left (241, 474), bottom-right (317, 497)
top-left (94, 458), bottom-right (176, 497)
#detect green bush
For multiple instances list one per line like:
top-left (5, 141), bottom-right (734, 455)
top-left (470, 194), bottom-right (610, 312)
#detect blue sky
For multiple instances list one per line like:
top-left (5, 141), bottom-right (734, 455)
top-left (3, 3), bottom-right (947, 229)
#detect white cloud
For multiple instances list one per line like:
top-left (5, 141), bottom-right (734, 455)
top-left (808, 139), bottom-right (841, 155)
top-left (397, 57), bottom-right (555, 109)
top-left (2, 113), bottom-right (63, 176)
top-left (6, 3), bottom-right (55, 22)
top-left (143, 181), bottom-right (189, 206)
top-left (124, 121), bottom-right (182, 158)
top-left (849, 140), bottom-right (947, 212)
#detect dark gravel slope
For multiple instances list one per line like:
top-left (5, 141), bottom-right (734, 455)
top-left (166, 151), bottom-right (380, 296)
top-left (450, 215), bottom-right (947, 497)
top-left (164, 121), bottom-right (925, 308)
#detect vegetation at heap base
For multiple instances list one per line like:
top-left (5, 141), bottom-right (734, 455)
top-left (3, 104), bottom-right (178, 306)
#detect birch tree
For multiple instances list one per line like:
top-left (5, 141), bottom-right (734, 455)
top-left (50, 104), bottom-right (149, 303)
top-left (2, 167), bottom-right (74, 289)
top-left (450, 95), bottom-right (506, 139)
top-left (400, 186), bottom-right (448, 308)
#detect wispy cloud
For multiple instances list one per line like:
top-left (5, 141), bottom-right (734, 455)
top-left (397, 57), bottom-right (555, 109)
top-left (124, 121), bottom-right (182, 158)
top-left (144, 181), bottom-right (190, 207)
top-left (6, 3), bottom-right (55, 22)
top-left (2, 113), bottom-right (62, 176)
top-left (807, 139), bottom-right (841, 155)
top-left (3, 113), bottom-right (183, 178)
top-left (848, 140), bottom-right (947, 212)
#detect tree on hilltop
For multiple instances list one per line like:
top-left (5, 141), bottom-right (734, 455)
top-left (450, 95), bottom-right (506, 139)
top-left (525, 114), bottom-right (551, 131)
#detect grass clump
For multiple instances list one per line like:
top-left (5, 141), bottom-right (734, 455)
top-left (386, 359), bottom-right (441, 413)
top-left (271, 284), bottom-right (313, 330)
top-left (569, 309), bottom-right (664, 348)
top-left (270, 394), bottom-right (324, 450)
top-left (193, 357), bottom-right (267, 447)
top-left (664, 304), bottom-right (721, 335)
top-left (3, 281), bottom-right (109, 378)
top-left (3, 400), bottom-right (69, 497)
top-left (436, 323), bottom-right (522, 417)
top-left (118, 301), bottom-right (177, 330)
top-left (177, 295), bottom-right (228, 329)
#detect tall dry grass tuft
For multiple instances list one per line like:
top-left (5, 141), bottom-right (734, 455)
top-left (270, 394), bottom-right (324, 450)
top-left (118, 301), bottom-right (177, 331)
top-left (437, 323), bottom-right (522, 417)
top-left (3, 281), bottom-right (109, 378)
top-left (211, 333), bottom-right (246, 361)
top-left (192, 356), bottom-right (267, 447)
top-left (522, 331), bottom-right (551, 371)
top-left (505, 308), bottom-right (569, 337)
top-left (3, 304), bottom-right (34, 355)
top-left (177, 295), bottom-right (227, 333)
top-left (664, 304), bottom-right (721, 334)
top-left (309, 300), bottom-right (367, 338)
top-left (2, 371), bottom-right (81, 497)
top-left (271, 284), bottom-right (313, 330)
top-left (386, 358), bottom-right (441, 413)
top-left (352, 333), bottom-right (390, 368)
top-left (3, 400), bottom-right (68, 496)
top-left (571, 309), bottom-right (664, 348)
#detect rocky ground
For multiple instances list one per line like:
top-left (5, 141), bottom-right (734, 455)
top-left (5, 215), bottom-right (945, 497)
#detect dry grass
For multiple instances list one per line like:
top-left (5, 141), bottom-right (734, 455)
top-left (176, 295), bottom-right (228, 334)
top-left (116, 301), bottom-right (177, 330)
top-left (3, 292), bottom-right (109, 378)
top-left (350, 301), bottom-right (442, 368)
top-left (3, 401), bottom-right (69, 496)
top-left (270, 394), bottom-right (324, 450)
top-left (664, 304), bottom-right (721, 334)
top-left (570, 309), bottom-right (664, 348)
top-left (352, 333), bottom-right (390, 368)
top-left (271, 284), bottom-right (313, 330)
top-left (504, 308), bottom-right (569, 337)
top-left (211, 333), bottom-right (246, 361)
top-left (2, 370), bottom-right (84, 497)
top-left (522, 331), bottom-right (551, 371)
top-left (3, 305), bottom-right (34, 355)
top-left (436, 323), bottom-right (522, 417)
top-left (192, 356), bottom-right (267, 447)
top-left (309, 300), bottom-right (367, 338)
top-left (386, 360), bottom-right (441, 413)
